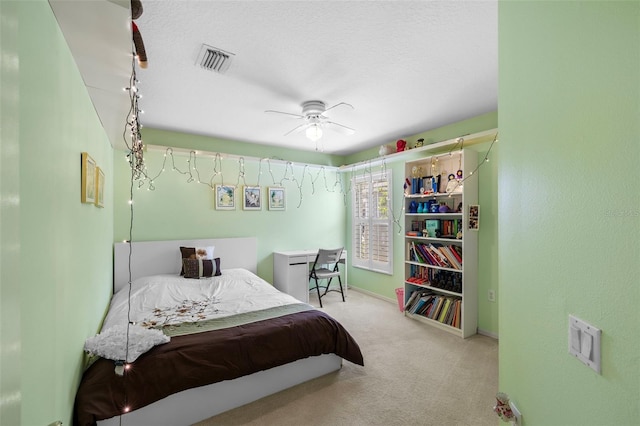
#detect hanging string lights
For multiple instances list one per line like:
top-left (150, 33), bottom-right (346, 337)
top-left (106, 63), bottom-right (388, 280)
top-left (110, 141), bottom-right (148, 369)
top-left (129, 131), bottom-right (497, 236)
top-left (123, 56), bottom-right (145, 180)
top-left (136, 147), bottom-right (348, 209)
top-left (118, 19), bottom-right (148, 415)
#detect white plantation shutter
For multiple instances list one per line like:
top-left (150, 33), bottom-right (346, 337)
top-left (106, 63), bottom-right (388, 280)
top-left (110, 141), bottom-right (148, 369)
top-left (352, 172), bottom-right (392, 274)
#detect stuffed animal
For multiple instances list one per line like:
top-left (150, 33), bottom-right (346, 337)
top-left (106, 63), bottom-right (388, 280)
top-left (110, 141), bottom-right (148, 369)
top-left (493, 392), bottom-right (514, 422)
top-left (396, 139), bottom-right (407, 152)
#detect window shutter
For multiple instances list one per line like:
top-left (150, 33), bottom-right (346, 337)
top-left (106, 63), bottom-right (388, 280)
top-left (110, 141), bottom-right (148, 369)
top-left (351, 172), bottom-right (392, 274)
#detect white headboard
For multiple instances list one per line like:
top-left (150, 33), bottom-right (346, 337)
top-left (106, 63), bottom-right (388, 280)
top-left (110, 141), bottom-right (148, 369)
top-left (113, 237), bottom-right (257, 293)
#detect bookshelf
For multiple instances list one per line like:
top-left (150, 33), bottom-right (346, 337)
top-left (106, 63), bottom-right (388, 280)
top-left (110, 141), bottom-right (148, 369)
top-left (403, 148), bottom-right (478, 338)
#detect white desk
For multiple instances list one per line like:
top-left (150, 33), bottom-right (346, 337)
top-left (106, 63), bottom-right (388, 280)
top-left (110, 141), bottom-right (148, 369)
top-left (273, 249), bottom-right (348, 303)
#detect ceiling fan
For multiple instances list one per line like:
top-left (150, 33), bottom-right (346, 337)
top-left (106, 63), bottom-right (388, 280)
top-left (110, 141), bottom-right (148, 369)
top-left (265, 100), bottom-right (355, 149)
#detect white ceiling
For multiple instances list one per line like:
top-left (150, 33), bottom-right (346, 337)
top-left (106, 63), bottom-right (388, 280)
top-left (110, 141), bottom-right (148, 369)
top-left (50, 0), bottom-right (497, 156)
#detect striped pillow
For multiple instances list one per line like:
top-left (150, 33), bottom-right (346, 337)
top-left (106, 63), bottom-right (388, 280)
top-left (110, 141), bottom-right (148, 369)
top-left (182, 257), bottom-right (221, 279)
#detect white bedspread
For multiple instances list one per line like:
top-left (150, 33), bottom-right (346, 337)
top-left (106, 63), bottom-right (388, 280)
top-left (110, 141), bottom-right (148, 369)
top-left (102, 268), bottom-right (306, 332)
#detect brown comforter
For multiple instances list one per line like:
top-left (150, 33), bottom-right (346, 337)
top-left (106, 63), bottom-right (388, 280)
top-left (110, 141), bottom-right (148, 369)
top-left (74, 309), bottom-right (364, 425)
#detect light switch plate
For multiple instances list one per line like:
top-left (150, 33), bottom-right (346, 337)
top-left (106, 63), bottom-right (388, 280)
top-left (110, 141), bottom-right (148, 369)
top-left (568, 315), bottom-right (601, 374)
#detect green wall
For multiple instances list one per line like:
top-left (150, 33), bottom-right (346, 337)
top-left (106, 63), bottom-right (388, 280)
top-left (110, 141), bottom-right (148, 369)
top-left (499, 1), bottom-right (639, 425)
top-left (0, 1), bottom-right (114, 425)
top-left (114, 131), bottom-right (346, 283)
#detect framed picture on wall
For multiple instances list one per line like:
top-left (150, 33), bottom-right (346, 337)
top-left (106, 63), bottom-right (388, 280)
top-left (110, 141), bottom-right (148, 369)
top-left (95, 166), bottom-right (105, 208)
top-left (243, 186), bottom-right (262, 210)
top-left (468, 204), bottom-right (480, 230)
top-left (81, 152), bottom-right (97, 204)
top-left (214, 184), bottom-right (236, 210)
top-left (268, 187), bottom-right (285, 211)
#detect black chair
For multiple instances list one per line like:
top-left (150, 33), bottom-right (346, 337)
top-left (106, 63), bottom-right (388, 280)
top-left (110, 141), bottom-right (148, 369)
top-left (309, 248), bottom-right (345, 308)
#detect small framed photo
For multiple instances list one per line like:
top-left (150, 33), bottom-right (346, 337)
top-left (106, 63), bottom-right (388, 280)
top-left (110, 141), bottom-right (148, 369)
top-left (268, 187), bottom-right (285, 211)
top-left (215, 185), bottom-right (236, 210)
top-left (94, 166), bottom-right (105, 208)
top-left (243, 186), bottom-right (261, 210)
top-left (469, 204), bottom-right (480, 230)
top-left (81, 152), bottom-right (97, 204)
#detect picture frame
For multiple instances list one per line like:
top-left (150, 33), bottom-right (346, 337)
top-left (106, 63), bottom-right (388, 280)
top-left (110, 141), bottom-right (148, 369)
top-left (469, 204), bottom-right (480, 230)
top-left (268, 187), bottom-right (285, 211)
top-left (94, 166), bottom-right (105, 208)
top-left (214, 184), bottom-right (236, 210)
top-left (243, 186), bottom-right (262, 210)
top-left (81, 152), bottom-right (97, 204)
top-left (422, 175), bottom-right (441, 194)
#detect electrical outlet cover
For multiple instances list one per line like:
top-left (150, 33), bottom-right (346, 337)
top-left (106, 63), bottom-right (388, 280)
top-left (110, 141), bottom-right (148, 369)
top-left (509, 401), bottom-right (522, 426)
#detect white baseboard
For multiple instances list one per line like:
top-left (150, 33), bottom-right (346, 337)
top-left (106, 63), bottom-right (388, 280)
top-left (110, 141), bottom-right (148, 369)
top-left (478, 328), bottom-right (499, 340)
top-left (348, 286), bottom-right (396, 304)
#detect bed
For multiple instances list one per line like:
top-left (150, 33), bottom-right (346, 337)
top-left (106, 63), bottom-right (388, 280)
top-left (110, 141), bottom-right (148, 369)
top-left (73, 237), bottom-right (364, 426)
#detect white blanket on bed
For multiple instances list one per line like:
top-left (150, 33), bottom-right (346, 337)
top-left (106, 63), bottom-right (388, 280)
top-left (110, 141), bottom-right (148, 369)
top-left (102, 268), bottom-right (307, 332)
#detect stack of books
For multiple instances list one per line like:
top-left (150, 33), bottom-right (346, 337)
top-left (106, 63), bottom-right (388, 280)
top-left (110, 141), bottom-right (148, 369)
top-left (404, 290), bottom-right (462, 328)
top-left (408, 241), bottom-right (462, 270)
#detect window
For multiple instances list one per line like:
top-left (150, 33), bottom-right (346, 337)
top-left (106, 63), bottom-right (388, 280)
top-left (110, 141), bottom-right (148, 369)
top-left (351, 171), bottom-right (393, 274)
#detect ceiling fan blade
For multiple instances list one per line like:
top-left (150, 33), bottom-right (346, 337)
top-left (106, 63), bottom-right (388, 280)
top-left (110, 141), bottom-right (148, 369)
top-left (265, 110), bottom-right (305, 119)
top-left (283, 122), bottom-right (309, 136)
top-left (323, 102), bottom-right (354, 115)
top-left (325, 120), bottom-right (355, 135)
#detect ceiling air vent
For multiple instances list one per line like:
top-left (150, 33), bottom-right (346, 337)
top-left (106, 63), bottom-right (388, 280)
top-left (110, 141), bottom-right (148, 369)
top-left (196, 44), bottom-right (235, 74)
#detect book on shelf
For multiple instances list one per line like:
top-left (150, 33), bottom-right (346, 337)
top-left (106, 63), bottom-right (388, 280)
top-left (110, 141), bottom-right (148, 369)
top-left (437, 245), bottom-right (461, 270)
top-left (415, 296), bottom-right (435, 315)
top-left (437, 298), bottom-right (452, 322)
top-left (418, 219), bottom-right (463, 239)
top-left (450, 245), bottom-right (463, 264)
top-left (427, 244), bottom-right (449, 268)
top-left (404, 289), bottom-right (462, 329)
top-left (428, 296), bottom-right (445, 319)
top-left (404, 290), bottom-right (421, 311)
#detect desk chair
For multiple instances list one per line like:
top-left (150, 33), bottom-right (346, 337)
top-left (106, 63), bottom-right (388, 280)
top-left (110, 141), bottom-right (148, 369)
top-left (309, 248), bottom-right (345, 308)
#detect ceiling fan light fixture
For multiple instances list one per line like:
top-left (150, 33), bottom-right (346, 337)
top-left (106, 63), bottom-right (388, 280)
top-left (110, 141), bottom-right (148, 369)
top-left (306, 124), bottom-right (323, 142)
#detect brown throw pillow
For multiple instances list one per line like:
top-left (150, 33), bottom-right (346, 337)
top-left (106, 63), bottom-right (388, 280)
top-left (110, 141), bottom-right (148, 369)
top-left (182, 257), bottom-right (221, 279)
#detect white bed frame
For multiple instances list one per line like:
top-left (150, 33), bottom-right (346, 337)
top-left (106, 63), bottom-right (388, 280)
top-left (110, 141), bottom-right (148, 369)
top-left (103, 237), bottom-right (341, 426)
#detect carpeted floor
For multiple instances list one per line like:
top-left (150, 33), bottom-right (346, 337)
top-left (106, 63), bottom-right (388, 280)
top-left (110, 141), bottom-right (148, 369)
top-left (195, 288), bottom-right (499, 426)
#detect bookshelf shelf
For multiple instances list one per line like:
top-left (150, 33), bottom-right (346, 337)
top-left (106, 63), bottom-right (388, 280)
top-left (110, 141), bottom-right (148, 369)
top-left (406, 260), bottom-right (461, 273)
top-left (403, 148), bottom-right (478, 338)
top-left (405, 192), bottom-right (459, 199)
top-left (404, 281), bottom-right (462, 297)
top-left (406, 213), bottom-right (463, 218)
top-left (407, 236), bottom-right (463, 245)
top-left (405, 312), bottom-right (464, 337)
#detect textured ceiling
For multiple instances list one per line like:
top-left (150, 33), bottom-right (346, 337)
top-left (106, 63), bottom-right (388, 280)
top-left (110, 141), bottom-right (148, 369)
top-left (51, 0), bottom-right (497, 156)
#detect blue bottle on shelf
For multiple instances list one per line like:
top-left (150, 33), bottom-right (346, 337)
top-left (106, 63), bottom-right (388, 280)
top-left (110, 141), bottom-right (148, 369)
top-left (426, 199), bottom-right (435, 213)
top-left (409, 201), bottom-right (417, 213)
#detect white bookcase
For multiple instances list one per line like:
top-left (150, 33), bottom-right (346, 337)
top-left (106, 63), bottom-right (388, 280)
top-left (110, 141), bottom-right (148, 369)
top-left (403, 148), bottom-right (478, 338)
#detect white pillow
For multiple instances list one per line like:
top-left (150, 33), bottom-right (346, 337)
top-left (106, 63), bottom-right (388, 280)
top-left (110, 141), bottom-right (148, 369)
top-left (84, 324), bottom-right (170, 363)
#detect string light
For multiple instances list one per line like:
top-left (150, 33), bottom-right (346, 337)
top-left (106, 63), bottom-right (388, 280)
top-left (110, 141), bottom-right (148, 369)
top-left (127, 132), bottom-right (496, 231)
top-left (235, 157), bottom-right (247, 187)
top-left (118, 35), bottom-right (147, 421)
top-left (123, 51), bottom-right (145, 180)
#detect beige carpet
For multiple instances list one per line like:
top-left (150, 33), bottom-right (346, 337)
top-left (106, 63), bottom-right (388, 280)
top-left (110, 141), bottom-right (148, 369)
top-left (195, 289), bottom-right (499, 426)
